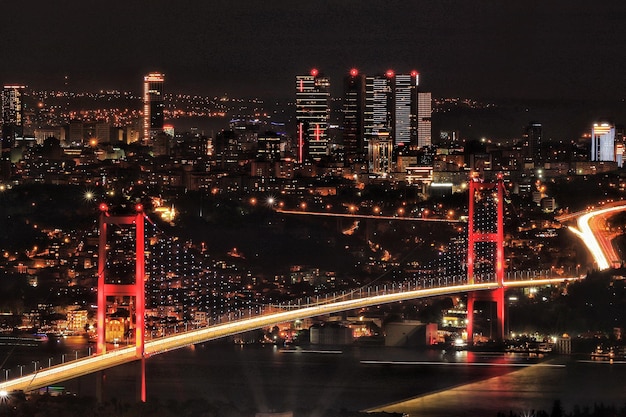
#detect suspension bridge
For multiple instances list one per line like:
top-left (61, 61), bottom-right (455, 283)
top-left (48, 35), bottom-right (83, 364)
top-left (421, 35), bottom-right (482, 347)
top-left (0, 177), bottom-right (622, 401)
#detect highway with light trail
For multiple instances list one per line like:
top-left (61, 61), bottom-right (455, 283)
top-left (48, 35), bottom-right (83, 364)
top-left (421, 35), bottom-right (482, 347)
top-left (0, 277), bottom-right (579, 395)
top-left (565, 203), bottom-right (626, 270)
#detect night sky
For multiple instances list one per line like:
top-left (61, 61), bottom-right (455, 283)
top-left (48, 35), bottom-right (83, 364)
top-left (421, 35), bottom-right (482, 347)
top-left (3, 1), bottom-right (626, 101)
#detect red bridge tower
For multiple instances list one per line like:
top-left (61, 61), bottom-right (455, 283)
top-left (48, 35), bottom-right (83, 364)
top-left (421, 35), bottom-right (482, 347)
top-left (98, 203), bottom-right (146, 401)
top-left (466, 174), bottom-right (505, 345)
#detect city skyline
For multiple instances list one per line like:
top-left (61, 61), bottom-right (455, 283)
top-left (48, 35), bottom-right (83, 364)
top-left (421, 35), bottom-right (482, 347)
top-left (2, 1), bottom-right (626, 103)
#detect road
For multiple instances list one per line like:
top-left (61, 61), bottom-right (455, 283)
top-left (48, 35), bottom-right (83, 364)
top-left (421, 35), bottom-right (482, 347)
top-left (565, 203), bottom-right (626, 270)
top-left (275, 209), bottom-right (463, 222)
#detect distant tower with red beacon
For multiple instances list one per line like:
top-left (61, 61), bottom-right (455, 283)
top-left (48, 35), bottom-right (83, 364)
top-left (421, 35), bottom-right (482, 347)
top-left (295, 69), bottom-right (330, 162)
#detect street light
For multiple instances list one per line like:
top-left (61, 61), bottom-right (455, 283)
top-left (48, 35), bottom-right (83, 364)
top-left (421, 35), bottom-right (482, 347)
top-left (32, 361), bottom-right (39, 372)
top-left (17, 365), bottom-right (24, 377)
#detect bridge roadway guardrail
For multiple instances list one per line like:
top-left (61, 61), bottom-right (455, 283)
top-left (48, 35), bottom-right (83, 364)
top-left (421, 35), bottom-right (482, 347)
top-left (0, 270), bottom-right (580, 394)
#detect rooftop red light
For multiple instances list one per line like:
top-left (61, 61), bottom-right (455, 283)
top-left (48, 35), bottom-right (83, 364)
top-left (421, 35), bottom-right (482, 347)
top-left (310, 68), bottom-right (319, 77)
top-left (135, 203), bottom-right (144, 212)
top-left (99, 203), bottom-right (109, 212)
top-left (411, 70), bottom-right (419, 77)
top-left (350, 68), bottom-right (358, 77)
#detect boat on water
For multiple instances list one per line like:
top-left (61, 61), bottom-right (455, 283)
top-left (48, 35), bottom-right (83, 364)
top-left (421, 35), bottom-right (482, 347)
top-left (0, 332), bottom-right (49, 346)
top-left (591, 346), bottom-right (615, 360)
top-left (506, 341), bottom-right (553, 354)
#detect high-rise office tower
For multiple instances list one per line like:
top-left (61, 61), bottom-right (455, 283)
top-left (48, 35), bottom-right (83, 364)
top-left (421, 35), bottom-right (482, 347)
top-left (393, 72), bottom-right (418, 147)
top-left (591, 121), bottom-right (615, 162)
top-left (143, 72), bottom-right (165, 143)
top-left (343, 68), bottom-right (366, 163)
top-left (364, 72), bottom-right (393, 148)
top-left (522, 122), bottom-right (542, 165)
top-left (417, 91), bottom-right (432, 149)
top-left (361, 70), bottom-right (429, 172)
top-left (1, 85), bottom-right (25, 128)
top-left (363, 71), bottom-right (397, 173)
top-left (363, 71), bottom-right (425, 149)
top-left (1, 85), bottom-right (25, 179)
top-left (295, 69), bottom-right (330, 161)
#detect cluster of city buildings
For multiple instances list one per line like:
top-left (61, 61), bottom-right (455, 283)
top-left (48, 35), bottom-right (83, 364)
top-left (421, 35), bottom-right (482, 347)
top-left (294, 68), bottom-right (432, 169)
top-left (1, 71), bottom-right (625, 203)
top-left (0, 70), bottom-right (623, 342)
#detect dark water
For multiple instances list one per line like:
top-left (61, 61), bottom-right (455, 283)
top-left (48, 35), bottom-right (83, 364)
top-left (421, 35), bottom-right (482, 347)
top-left (2, 338), bottom-right (626, 416)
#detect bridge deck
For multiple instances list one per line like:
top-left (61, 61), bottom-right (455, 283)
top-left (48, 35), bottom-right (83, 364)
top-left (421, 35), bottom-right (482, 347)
top-left (0, 277), bottom-right (580, 394)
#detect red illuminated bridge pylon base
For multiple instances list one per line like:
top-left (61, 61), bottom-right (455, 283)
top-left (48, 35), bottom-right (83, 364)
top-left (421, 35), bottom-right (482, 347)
top-left (466, 287), bottom-right (505, 345)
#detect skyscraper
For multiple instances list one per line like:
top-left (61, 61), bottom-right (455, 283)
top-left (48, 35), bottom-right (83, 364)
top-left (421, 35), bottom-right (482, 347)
top-left (417, 91), bottom-right (432, 149)
top-left (359, 70), bottom-right (430, 172)
top-left (295, 69), bottom-right (330, 161)
top-left (363, 70), bottom-right (426, 150)
top-left (392, 72), bottom-right (418, 147)
top-left (343, 68), bottom-right (366, 163)
top-left (143, 72), bottom-right (165, 143)
top-left (364, 72), bottom-right (393, 148)
top-left (1, 85), bottom-right (25, 179)
top-left (1, 85), bottom-right (25, 127)
top-left (522, 122), bottom-right (542, 165)
top-left (591, 121), bottom-right (615, 162)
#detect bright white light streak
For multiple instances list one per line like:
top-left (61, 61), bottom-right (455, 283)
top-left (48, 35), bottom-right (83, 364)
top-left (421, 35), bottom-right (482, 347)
top-left (571, 205), bottom-right (626, 270)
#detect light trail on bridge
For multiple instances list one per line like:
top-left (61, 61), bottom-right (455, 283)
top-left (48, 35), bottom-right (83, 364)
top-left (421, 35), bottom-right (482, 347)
top-left (275, 209), bottom-right (464, 222)
top-left (0, 277), bottom-right (581, 395)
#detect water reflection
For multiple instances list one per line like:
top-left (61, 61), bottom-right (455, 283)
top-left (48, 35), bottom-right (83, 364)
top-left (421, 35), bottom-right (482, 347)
top-left (1, 341), bottom-right (625, 416)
